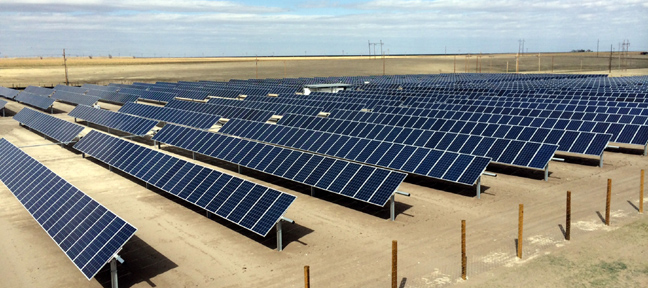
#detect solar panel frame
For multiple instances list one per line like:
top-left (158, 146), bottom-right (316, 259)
top-left (69, 105), bottom-right (158, 136)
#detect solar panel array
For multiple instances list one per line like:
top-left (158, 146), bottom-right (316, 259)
top-left (15, 92), bottom-right (56, 110)
top-left (86, 90), bottom-right (139, 104)
top-left (220, 119), bottom-right (491, 186)
top-left (0, 138), bottom-right (137, 280)
top-left (206, 98), bottom-right (325, 116)
top-left (51, 90), bottom-right (100, 106)
top-left (0, 99), bottom-right (7, 110)
top-left (118, 102), bottom-right (221, 130)
top-left (333, 109), bottom-right (611, 157)
top-left (278, 114), bottom-right (558, 169)
top-left (13, 108), bottom-right (85, 143)
top-left (387, 105), bottom-right (648, 146)
top-left (0, 86), bottom-right (20, 99)
top-left (54, 84), bottom-right (89, 94)
top-left (166, 100), bottom-right (276, 122)
top-left (68, 105), bottom-right (158, 136)
top-left (74, 130), bottom-right (296, 237)
top-left (153, 124), bottom-right (408, 206)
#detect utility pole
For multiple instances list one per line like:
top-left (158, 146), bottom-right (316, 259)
top-left (609, 44), bottom-right (613, 74)
top-left (368, 40), bottom-right (371, 57)
top-left (255, 55), bottom-right (258, 79)
top-left (597, 39), bottom-right (599, 57)
top-left (63, 49), bottom-right (69, 85)
top-left (380, 40), bottom-right (384, 57)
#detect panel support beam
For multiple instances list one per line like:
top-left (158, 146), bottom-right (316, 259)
top-left (600, 153), bottom-right (604, 168)
top-left (310, 186), bottom-right (315, 197)
top-left (206, 210), bottom-right (211, 219)
top-left (110, 258), bottom-right (118, 288)
top-left (238, 165), bottom-right (241, 174)
top-left (276, 216), bottom-right (294, 252)
top-left (644, 144), bottom-right (647, 157)
top-left (476, 176), bottom-right (482, 199)
top-left (544, 164), bottom-right (549, 181)
top-left (390, 195), bottom-right (396, 221)
top-left (192, 152), bottom-right (196, 160)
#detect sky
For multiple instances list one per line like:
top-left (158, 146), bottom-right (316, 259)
top-left (0, 0), bottom-right (646, 57)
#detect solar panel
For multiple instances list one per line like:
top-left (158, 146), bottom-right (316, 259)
top-left (220, 119), bottom-right (491, 186)
top-left (68, 105), bottom-right (158, 136)
top-left (0, 99), bottom-right (7, 111)
top-left (278, 114), bottom-right (558, 170)
top-left (136, 90), bottom-right (178, 103)
top-left (166, 100), bottom-right (276, 122)
top-left (153, 124), bottom-right (407, 206)
top-left (24, 85), bottom-right (54, 96)
top-left (118, 102), bottom-right (221, 130)
top-left (15, 92), bottom-right (56, 111)
top-left (13, 108), bottom-right (85, 143)
top-left (51, 90), bottom-right (100, 106)
top-left (54, 84), bottom-right (89, 94)
top-left (0, 86), bottom-right (20, 99)
top-left (86, 90), bottom-right (139, 104)
top-left (0, 138), bottom-right (137, 280)
top-left (74, 130), bottom-right (296, 237)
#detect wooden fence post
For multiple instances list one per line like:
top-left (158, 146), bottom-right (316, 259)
top-left (304, 266), bottom-right (310, 288)
top-left (641, 170), bottom-right (644, 213)
top-left (518, 204), bottom-right (524, 258)
top-left (566, 191), bottom-right (571, 240)
top-left (461, 220), bottom-right (466, 280)
top-left (392, 240), bottom-right (397, 288)
top-left (606, 179), bottom-right (612, 226)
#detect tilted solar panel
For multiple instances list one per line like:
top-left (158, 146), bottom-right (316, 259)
top-left (0, 86), bottom-right (20, 99)
top-left (166, 100), bottom-right (276, 122)
top-left (24, 85), bottom-right (54, 96)
top-left (51, 90), bottom-right (100, 106)
top-left (68, 105), bottom-right (158, 136)
top-left (15, 92), bottom-right (56, 110)
top-left (219, 119), bottom-right (491, 186)
top-left (13, 108), bottom-right (85, 143)
top-left (278, 114), bottom-right (558, 170)
top-left (118, 102), bottom-right (221, 130)
top-left (0, 138), bottom-right (137, 280)
top-left (74, 130), bottom-right (296, 237)
top-left (153, 124), bottom-right (407, 206)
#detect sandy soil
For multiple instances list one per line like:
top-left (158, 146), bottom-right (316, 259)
top-left (1, 61), bottom-right (648, 288)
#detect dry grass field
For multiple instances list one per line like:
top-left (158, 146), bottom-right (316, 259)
top-left (1, 53), bottom-right (647, 87)
top-left (1, 56), bottom-right (648, 288)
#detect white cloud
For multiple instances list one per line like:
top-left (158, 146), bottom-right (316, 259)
top-left (0, 0), bottom-right (284, 13)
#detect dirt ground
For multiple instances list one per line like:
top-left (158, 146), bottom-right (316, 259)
top-left (1, 58), bottom-right (648, 288)
top-left (1, 53), bottom-right (647, 87)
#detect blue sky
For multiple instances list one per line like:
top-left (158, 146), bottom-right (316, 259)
top-left (0, 0), bottom-right (646, 57)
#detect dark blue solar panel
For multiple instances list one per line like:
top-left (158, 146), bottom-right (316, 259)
top-left (152, 124), bottom-right (407, 206)
top-left (0, 138), bottom-right (137, 280)
top-left (13, 108), bottom-right (85, 143)
top-left (69, 105), bottom-right (158, 136)
top-left (74, 130), bottom-right (296, 237)
top-left (15, 92), bottom-right (55, 110)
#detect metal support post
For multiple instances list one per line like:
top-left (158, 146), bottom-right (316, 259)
top-left (158, 142), bottom-right (161, 149)
top-left (206, 210), bottom-right (211, 219)
top-left (310, 186), bottom-right (315, 197)
top-left (2, 108), bottom-right (4, 117)
top-left (82, 153), bottom-right (86, 158)
top-left (390, 195), bottom-right (396, 221)
top-left (74, 117), bottom-right (77, 123)
top-left (476, 177), bottom-right (481, 199)
top-left (110, 258), bottom-right (118, 288)
top-left (50, 106), bottom-right (53, 114)
top-left (276, 220), bottom-right (283, 251)
top-left (644, 144), bottom-right (647, 156)
top-left (600, 153), bottom-right (604, 167)
top-left (238, 165), bottom-right (241, 174)
top-left (544, 164), bottom-right (549, 181)
top-left (192, 152), bottom-right (196, 160)
top-left (109, 165), bottom-right (113, 172)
